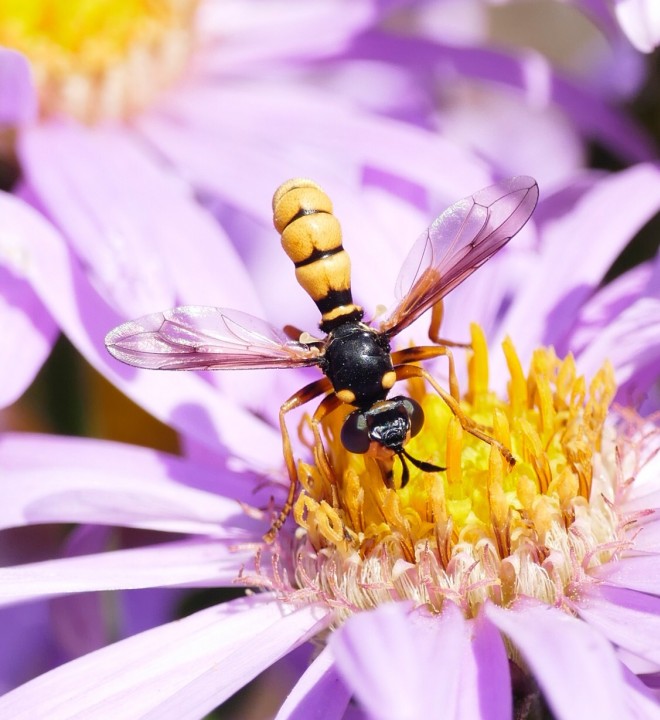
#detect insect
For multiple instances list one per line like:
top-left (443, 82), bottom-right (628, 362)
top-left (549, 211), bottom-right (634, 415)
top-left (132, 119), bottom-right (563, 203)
top-left (105, 176), bottom-right (539, 542)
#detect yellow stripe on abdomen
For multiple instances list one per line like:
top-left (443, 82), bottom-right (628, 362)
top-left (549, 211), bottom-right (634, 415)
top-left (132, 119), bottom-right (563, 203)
top-left (273, 179), bottom-right (362, 331)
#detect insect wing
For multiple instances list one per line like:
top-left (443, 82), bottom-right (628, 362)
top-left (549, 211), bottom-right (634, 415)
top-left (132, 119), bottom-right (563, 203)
top-left (105, 306), bottom-right (321, 371)
top-left (380, 176), bottom-right (539, 337)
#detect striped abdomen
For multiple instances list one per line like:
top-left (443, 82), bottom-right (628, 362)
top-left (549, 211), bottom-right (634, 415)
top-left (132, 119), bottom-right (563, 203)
top-left (272, 179), bottom-right (363, 332)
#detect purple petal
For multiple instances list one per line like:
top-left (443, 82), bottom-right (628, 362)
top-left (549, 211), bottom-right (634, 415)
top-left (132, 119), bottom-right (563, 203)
top-left (577, 584), bottom-right (660, 666)
top-left (623, 449), bottom-right (660, 509)
top-left (19, 122), bottom-right (262, 318)
top-left (591, 555), bottom-right (660, 595)
top-left (198, 0), bottom-right (378, 69)
top-left (0, 601), bottom-right (59, 694)
top-left (275, 647), bottom-right (350, 720)
top-left (614, 0), bottom-right (660, 52)
top-left (458, 611), bottom-right (512, 720)
top-left (0, 434), bottom-right (265, 538)
top-left (617, 646), bottom-right (660, 675)
top-left (486, 601), bottom-right (628, 720)
top-left (568, 262), bottom-right (654, 355)
top-left (0, 595), bottom-right (331, 719)
top-left (493, 164), bottom-right (660, 373)
top-left (329, 602), bottom-right (469, 719)
top-left (0, 538), bottom-right (251, 607)
top-left (0, 432), bottom-right (267, 502)
top-left (577, 296), bottom-right (660, 399)
top-left (347, 32), bottom-right (655, 162)
top-left (138, 84), bottom-right (491, 326)
top-left (621, 666), bottom-right (660, 718)
top-left (47, 526), bottom-right (115, 659)
top-left (0, 191), bottom-right (283, 466)
top-left (141, 81), bottom-right (490, 213)
top-left (628, 518), bottom-right (660, 553)
top-left (0, 267), bottom-right (57, 408)
top-left (0, 49), bottom-right (36, 124)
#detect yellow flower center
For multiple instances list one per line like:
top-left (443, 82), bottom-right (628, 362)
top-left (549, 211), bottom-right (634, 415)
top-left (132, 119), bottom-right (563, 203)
top-left (0, 0), bottom-right (199, 122)
top-left (292, 324), bottom-right (618, 617)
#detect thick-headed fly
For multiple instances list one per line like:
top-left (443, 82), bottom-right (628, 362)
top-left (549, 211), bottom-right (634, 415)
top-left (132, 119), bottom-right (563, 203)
top-left (105, 176), bottom-right (539, 540)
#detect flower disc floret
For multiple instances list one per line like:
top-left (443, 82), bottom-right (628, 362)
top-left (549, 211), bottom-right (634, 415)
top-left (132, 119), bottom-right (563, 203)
top-left (290, 324), bottom-right (618, 618)
top-left (0, 0), bottom-right (198, 121)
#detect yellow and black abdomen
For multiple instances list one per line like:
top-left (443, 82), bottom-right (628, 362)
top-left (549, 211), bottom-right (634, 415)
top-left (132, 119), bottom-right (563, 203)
top-left (273, 179), bottom-right (363, 332)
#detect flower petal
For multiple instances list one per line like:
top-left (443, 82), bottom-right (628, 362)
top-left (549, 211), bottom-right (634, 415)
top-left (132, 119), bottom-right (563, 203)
top-left (0, 595), bottom-right (330, 720)
top-left (20, 122), bottom-right (262, 318)
top-left (0, 268), bottom-right (56, 408)
top-left (0, 432), bottom-right (264, 500)
top-left (0, 538), bottom-right (250, 607)
top-left (614, 0), bottom-right (660, 52)
top-left (576, 296), bottom-right (660, 399)
top-left (0, 433), bottom-right (266, 538)
top-left (623, 441), bottom-right (660, 503)
top-left (577, 584), bottom-right (660, 667)
top-left (486, 601), bottom-right (629, 720)
top-left (138, 85), bottom-right (490, 325)
top-left (568, 261), bottom-right (654, 356)
top-left (458, 611), bottom-right (512, 720)
top-left (591, 555), bottom-right (660, 595)
top-left (0, 49), bottom-right (36, 124)
top-left (0, 601), bottom-right (58, 693)
top-left (621, 666), bottom-right (660, 718)
top-left (348, 31), bottom-right (654, 162)
top-left (0, 191), bottom-right (282, 466)
top-left (627, 518), bottom-right (660, 553)
top-left (199, 0), bottom-right (378, 68)
top-left (275, 647), bottom-right (351, 720)
top-left (329, 602), bottom-right (469, 720)
top-left (493, 164), bottom-right (660, 372)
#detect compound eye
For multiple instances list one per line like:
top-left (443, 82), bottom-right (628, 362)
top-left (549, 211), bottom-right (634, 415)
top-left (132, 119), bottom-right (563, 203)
top-left (340, 410), bottom-right (370, 454)
top-left (402, 397), bottom-right (425, 438)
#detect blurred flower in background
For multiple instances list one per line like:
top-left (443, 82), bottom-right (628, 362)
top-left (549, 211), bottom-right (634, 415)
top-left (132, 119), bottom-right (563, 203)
top-left (0, 0), bottom-right (659, 717)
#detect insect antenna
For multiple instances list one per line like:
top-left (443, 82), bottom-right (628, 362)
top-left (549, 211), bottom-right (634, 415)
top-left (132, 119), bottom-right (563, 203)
top-left (400, 447), bottom-right (446, 474)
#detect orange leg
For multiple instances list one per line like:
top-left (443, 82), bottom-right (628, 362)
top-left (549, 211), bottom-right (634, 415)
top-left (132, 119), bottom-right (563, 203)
top-left (391, 345), bottom-right (461, 402)
top-left (264, 376), bottom-right (332, 543)
top-left (282, 324), bottom-right (305, 341)
top-left (428, 300), bottom-right (470, 348)
top-left (393, 363), bottom-right (516, 467)
top-left (310, 393), bottom-right (345, 482)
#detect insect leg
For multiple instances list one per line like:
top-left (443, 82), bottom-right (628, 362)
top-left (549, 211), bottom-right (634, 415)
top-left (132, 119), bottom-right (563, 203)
top-left (265, 376), bottom-right (333, 543)
top-left (427, 300), bottom-right (470, 348)
top-left (392, 363), bottom-right (516, 467)
top-left (310, 393), bottom-right (344, 481)
top-left (391, 345), bottom-right (461, 402)
top-left (282, 324), bottom-right (306, 341)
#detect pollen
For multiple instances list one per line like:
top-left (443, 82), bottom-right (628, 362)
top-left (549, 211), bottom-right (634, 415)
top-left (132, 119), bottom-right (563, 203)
top-left (0, 0), bottom-right (199, 123)
top-left (291, 324), bottom-right (619, 618)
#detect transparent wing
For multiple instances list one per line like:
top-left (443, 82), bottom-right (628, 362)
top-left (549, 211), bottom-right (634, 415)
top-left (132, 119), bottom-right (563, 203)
top-left (105, 306), bottom-right (322, 371)
top-left (379, 176), bottom-right (539, 337)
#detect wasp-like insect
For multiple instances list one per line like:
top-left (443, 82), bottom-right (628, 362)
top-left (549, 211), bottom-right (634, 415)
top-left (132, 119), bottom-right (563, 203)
top-left (106, 176), bottom-right (539, 541)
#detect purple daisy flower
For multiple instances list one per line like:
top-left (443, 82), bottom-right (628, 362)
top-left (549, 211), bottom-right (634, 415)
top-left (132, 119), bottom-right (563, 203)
top-left (0, 166), bottom-right (659, 716)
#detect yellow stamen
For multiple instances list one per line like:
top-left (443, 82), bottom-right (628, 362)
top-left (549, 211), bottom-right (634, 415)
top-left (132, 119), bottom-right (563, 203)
top-left (292, 326), bottom-right (618, 618)
top-left (445, 416), bottom-right (463, 487)
top-left (502, 336), bottom-right (527, 415)
top-left (466, 323), bottom-right (489, 403)
top-left (0, 0), bottom-right (199, 122)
